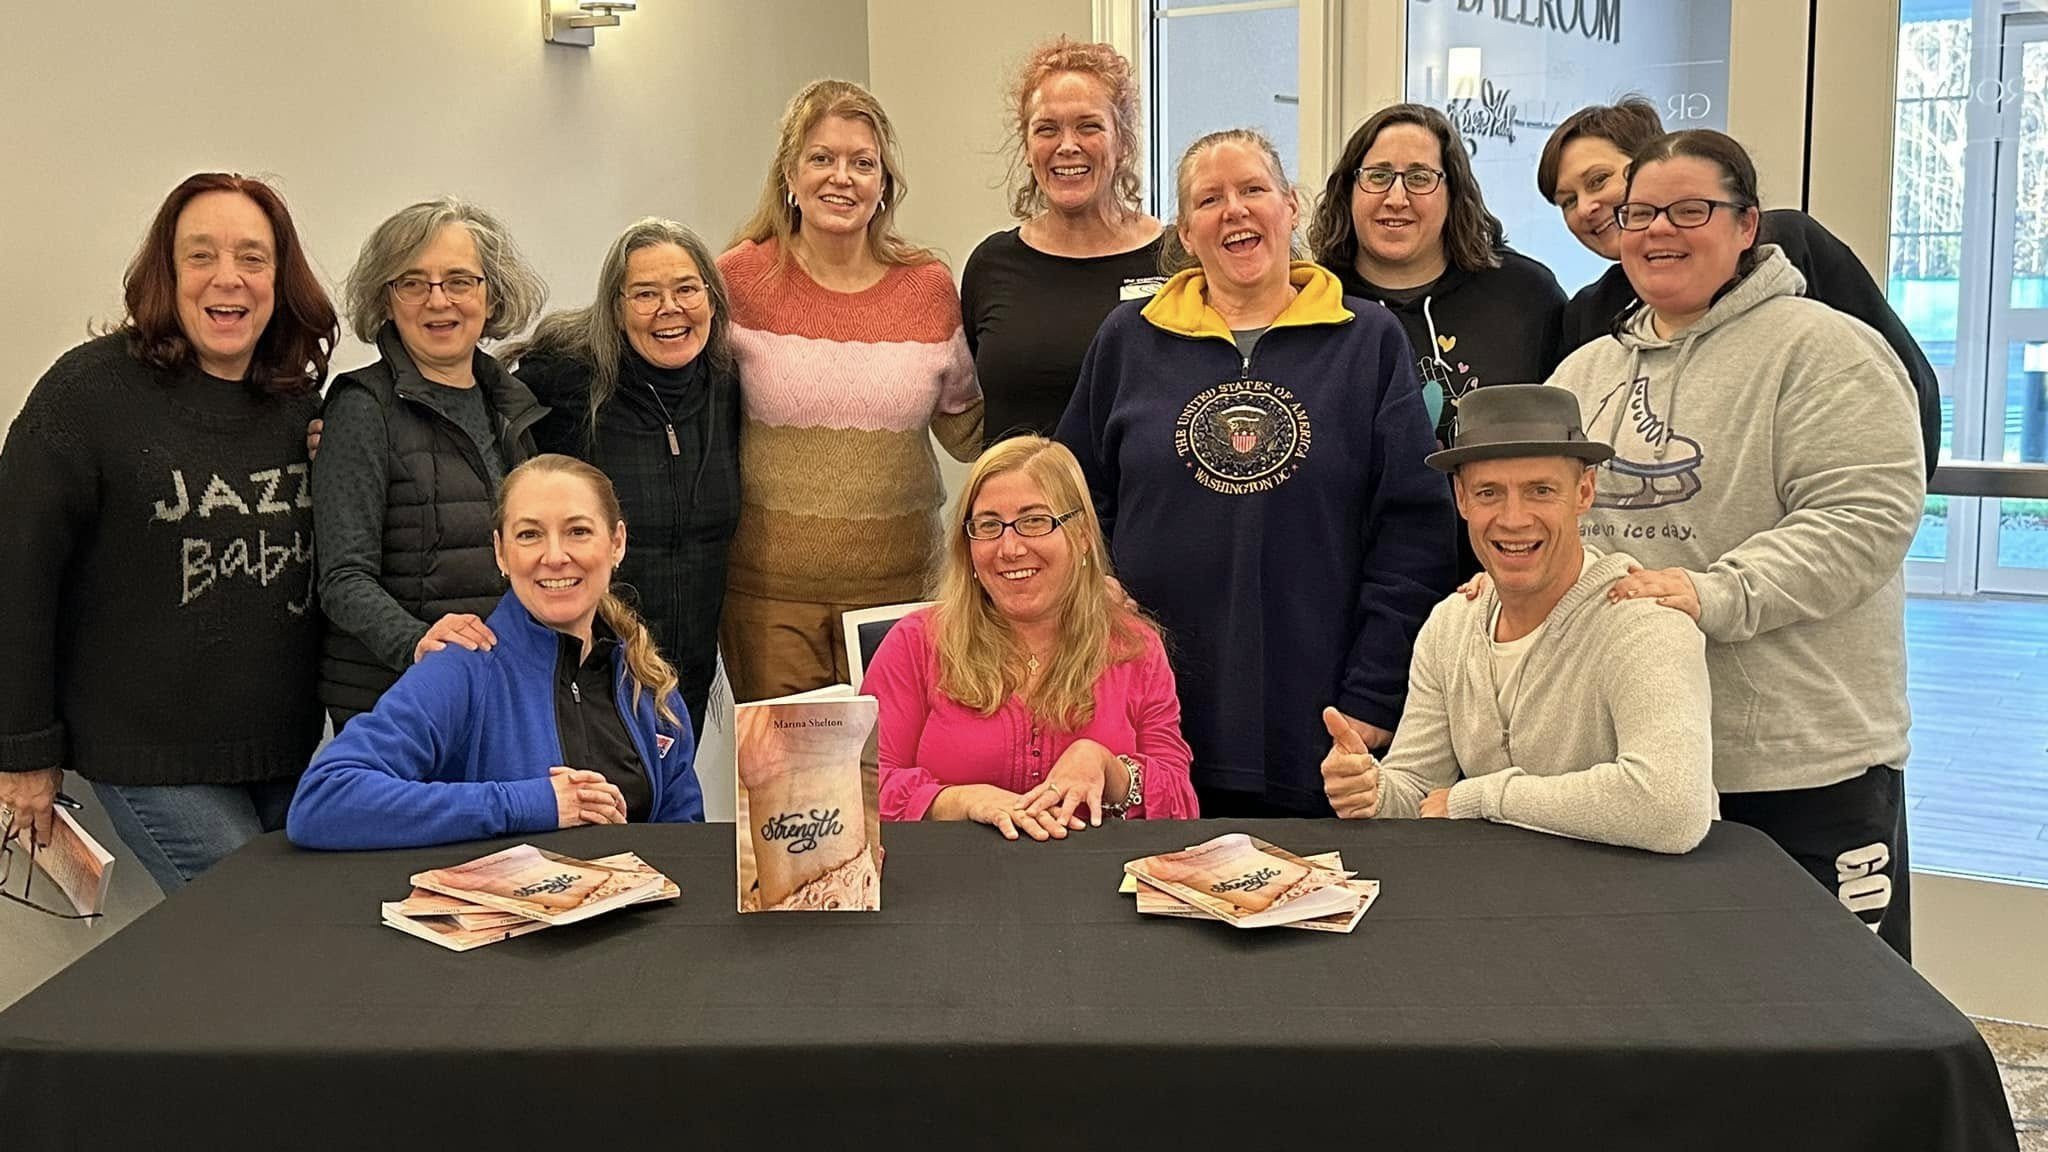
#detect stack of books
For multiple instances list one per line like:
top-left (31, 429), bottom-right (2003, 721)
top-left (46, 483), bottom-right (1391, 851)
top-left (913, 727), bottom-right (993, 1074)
top-left (1122, 832), bottom-right (1380, 933)
top-left (381, 844), bottom-right (677, 951)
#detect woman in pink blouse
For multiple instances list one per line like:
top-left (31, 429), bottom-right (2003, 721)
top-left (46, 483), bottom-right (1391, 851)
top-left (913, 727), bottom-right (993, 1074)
top-left (867, 436), bottom-right (1198, 839)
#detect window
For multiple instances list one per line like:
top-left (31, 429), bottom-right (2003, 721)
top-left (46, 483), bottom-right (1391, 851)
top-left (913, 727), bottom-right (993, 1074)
top-left (1147, 0), bottom-right (1302, 219)
top-left (1402, 0), bottom-right (1733, 292)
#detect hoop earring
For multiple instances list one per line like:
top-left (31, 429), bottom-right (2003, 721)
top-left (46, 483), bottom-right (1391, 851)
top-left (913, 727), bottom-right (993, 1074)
top-left (877, 197), bottom-right (886, 214)
top-left (786, 190), bottom-right (797, 208)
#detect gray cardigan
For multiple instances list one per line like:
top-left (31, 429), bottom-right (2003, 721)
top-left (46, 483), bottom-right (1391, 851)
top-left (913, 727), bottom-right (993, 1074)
top-left (1376, 546), bottom-right (1716, 854)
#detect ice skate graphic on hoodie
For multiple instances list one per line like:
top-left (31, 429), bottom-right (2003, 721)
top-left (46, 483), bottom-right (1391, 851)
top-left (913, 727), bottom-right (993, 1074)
top-left (1588, 373), bottom-right (1702, 510)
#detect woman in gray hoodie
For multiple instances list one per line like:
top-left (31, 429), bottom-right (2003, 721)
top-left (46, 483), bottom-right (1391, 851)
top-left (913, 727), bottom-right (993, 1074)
top-left (1547, 130), bottom-right (1925, 959)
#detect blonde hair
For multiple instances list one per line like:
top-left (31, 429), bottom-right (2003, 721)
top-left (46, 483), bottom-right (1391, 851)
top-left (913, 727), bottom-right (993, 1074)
top-left (1004, 38), bottom-right (1145, 221)
top-left (1159, 127), bottom-right (1306, 276)
top-left (731, 79), bottom-right (935, 277)
top-left (494, 454), bottom-right (681, 729)
top-left (930, 437), bottom-right (1155, 731)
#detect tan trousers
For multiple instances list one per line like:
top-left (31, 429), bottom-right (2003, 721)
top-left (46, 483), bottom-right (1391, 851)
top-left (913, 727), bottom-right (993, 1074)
top-left (718, 588), bottom-right (859, 704)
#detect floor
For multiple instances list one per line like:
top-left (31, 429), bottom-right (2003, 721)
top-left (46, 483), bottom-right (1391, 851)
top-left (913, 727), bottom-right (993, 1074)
top-left (1978, 1017), bottom-right (2048, 1150)
top-left (1904, 595), bottom-right (2048, 882)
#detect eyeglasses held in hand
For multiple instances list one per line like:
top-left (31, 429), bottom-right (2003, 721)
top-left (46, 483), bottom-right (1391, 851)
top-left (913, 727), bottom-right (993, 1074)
top-left (386, 274), bottom-right (486, 304)
top-left (0, 815), bottom-right (102, 921)
top-left (1355, 166), bottom-right (1444, 195)
top-left (963, 509), bottom-right (1082, 541)
top-left (1613, 198), bottom-right (1751, 232)
top-left (621, 283), bottom-right (707, 315)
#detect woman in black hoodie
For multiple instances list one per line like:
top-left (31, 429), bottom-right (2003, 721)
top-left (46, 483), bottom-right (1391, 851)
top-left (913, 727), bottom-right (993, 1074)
top-left (1311, 103), bottom-right (1565, 576)
top-left (509, 219), bottom-right (741, 734)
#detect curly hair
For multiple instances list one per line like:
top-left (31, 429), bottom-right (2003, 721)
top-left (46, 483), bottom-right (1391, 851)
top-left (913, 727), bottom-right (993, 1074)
top-left (1002, 37), bottom-right (1145, 221)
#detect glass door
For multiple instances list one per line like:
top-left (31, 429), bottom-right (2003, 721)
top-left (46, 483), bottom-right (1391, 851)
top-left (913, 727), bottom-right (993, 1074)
top-left (1974, 13), bottom-right (2048, 593)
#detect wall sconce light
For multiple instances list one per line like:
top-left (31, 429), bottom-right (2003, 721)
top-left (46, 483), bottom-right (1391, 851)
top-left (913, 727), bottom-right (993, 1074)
top-left (542, 0), bottom-right (635, 48)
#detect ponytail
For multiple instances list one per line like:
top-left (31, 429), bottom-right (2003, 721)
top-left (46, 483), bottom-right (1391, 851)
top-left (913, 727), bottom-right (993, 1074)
top-left (599, 591), bottom-right (681, 730)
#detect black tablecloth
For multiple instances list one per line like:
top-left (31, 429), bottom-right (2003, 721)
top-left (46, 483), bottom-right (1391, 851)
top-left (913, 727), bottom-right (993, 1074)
top-left (0, 820), bottom-right (2017, 1151)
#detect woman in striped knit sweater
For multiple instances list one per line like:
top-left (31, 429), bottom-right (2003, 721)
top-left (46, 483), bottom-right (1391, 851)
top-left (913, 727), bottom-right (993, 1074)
top-left (718, 79), bottom-right (984, 702)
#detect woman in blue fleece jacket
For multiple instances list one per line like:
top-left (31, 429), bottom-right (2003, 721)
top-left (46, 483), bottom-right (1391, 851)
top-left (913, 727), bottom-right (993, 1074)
top-left (289, 454), bottom-right (704, 849)
top-left (1056, 129), bottom-right (1456, 817)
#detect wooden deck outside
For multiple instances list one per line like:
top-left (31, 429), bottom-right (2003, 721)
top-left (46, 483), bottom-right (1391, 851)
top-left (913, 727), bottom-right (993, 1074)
top-left (1906, 595), bottom-right (2048, 884)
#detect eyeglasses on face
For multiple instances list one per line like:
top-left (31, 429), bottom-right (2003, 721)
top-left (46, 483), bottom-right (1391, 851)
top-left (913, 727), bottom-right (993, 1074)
top-left (0, 818), bottom-right (101, 921)
top-left (1613, 198), bottom-right (1751, 232)
top-left (1355, 166), bottom-right (1444, 195)
top-left (387, 274), bottom-right (486, 304)
top-left (621, 283), bottom-right (707, 315)
top-left (963, 509), bottom-right (1081, 541)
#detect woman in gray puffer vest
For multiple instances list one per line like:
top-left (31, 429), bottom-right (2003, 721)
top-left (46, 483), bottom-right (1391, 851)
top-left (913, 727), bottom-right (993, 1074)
top-left (313, 198), bottom-right (549, 727)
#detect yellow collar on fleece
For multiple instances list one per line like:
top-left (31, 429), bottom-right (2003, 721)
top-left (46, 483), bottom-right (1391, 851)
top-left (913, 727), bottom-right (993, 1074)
top-left (1140, 260), bottom-right (1353, 341)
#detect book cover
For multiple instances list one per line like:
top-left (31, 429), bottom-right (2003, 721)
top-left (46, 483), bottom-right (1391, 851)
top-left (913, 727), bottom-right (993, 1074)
top-left (410, 844), bottom-right (662, 926)
top-left (734, 686), bottom-right (881, 912)
top-left (380, 907), bottom-right (553, 952)
top-left (33, 808), bottom-right (115, 917)
top-left (1125, 833), bottom-right (1360, 929)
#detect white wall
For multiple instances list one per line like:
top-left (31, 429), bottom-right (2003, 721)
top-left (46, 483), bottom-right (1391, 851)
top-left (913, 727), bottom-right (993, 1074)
top-left (0, 0), bottom-right (870, 430)
top-left (865, 0), bottom-right (1096, 278)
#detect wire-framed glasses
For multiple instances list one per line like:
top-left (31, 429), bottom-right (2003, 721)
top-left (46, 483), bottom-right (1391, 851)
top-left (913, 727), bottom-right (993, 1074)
top-left (387, 274), bottom-right (486, 304)
top-left (1355, 166), bottom-right (1444, 195)
top-left (963, 509), bottom-right (1081, 541)
top-left (1, 814), bottom-right (101, 921)
top-left (622, 283), bottom-right (707, 315)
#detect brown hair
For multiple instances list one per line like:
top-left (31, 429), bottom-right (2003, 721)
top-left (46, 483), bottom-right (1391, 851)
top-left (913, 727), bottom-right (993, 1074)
top-left (929, 437), bottom-right (1155, 731)
top-left (1626, 129), bottom-right (1763, 280)
top-left (494, 454), bottom-right (681, 728)
top-left (1158, 128), bottom-right (1305, 276)
top-left (1536, 96), bottom-right (1665, 202)
top-left (1003, 37), bottom-right (1145, 221)
top-left (730, 79), bottom-right (935, 276)
top-left (1309, 104), bottom-right (1504, 276)
top-left (119, 173), bottom-right (336, 395)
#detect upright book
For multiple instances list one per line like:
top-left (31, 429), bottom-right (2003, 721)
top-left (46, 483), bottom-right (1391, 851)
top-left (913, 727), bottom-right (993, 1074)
top-left (734, 685), bottom-right (881, 912)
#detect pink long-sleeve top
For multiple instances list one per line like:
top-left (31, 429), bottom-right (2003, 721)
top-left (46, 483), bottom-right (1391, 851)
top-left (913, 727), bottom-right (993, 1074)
top-left (868, 609), bottom-right (1199, 821)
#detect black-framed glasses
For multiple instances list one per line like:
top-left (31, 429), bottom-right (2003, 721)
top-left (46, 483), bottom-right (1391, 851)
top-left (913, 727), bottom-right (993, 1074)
top-left (963, 509), bottom-right (1081, 541)
top-left (1614, 198), bottom-right (1751, 232)
top-left (1355, 166), bottom-right (1444, 195)
top-left (387, 274), bottom-right (486, 304)
top-left (621, 283), bottom-right (707, 315)
top-left (0, 815), bottom-right (101, 921)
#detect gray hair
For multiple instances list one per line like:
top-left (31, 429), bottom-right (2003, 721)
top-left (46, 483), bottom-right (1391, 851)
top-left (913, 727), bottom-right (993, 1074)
top-left (508, 217), bottom-right (734, 443)
top-left (1159, 127), bottom-right (1306, 276)
top-left (342, 197), bottom-right (547, 344)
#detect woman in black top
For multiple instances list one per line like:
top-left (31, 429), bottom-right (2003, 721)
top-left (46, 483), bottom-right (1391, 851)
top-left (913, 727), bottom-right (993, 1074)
top-left (509, 218), bottom-right (742, 734)
top-left (1310, 104), bottom-right (1566, 447)
top-left (314, 198), bottom-right (550, 728)
top-left (0, 173), bottom-right (336, 891)
top-left (1310, 104), bottom-right (1565, 577)
top-left (962, 36), bottom-right (1164, 443)
top-left (1537, 97), bottom-right (1940, 477)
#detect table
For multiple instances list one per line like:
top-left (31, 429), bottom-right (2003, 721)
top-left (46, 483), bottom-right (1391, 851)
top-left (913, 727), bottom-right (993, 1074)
top-left (0, 820), bottom-right (2018, 1151)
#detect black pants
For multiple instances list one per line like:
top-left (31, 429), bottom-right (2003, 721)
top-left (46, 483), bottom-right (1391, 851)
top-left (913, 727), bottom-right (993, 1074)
top-left (1721, 766), bottom-right (1912, 962)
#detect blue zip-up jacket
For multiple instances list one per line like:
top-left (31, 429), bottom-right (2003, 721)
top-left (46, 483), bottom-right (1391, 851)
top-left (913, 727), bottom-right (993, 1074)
top-left (288, 592), bottom-right (703, 850)
top-left (1056, 262), bottom-right (1456, 814)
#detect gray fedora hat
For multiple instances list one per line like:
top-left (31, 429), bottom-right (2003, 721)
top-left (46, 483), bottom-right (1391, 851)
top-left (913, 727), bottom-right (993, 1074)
top-left (1425, 384), bottom-right (1615, 472)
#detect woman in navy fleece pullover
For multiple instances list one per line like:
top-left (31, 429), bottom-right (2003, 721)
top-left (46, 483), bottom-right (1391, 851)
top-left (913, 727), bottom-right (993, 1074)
top-left (1056, 129), bottom-right (1455, 817)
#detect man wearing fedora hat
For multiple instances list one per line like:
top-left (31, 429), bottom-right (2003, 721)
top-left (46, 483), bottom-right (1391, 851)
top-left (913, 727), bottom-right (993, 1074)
top-left (1319, 385), bottom-right (1716, 853)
